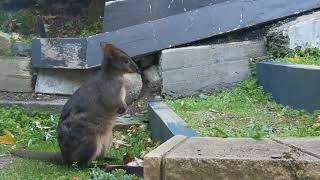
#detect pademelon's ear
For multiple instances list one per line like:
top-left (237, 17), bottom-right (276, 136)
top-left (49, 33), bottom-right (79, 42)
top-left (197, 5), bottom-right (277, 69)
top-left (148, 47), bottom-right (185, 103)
top-left (100, 42), bottom-right (118, 57)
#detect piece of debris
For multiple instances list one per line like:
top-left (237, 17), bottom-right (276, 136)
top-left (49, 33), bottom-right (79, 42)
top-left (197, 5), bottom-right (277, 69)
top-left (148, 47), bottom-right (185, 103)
top-left (0, 130), bottom-right (14, 145)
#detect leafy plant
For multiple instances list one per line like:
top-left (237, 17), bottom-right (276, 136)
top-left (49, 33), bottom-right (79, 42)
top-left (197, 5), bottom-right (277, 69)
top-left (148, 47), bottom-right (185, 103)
top-left (275, 47), bottom-right (320, 66)
top-left (88, 168), bottom-right (142, 180)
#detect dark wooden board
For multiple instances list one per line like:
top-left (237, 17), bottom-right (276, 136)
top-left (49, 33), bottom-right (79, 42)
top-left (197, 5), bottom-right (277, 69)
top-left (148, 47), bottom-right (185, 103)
top-left (103, 0), bottom-right (228, 32)
top-left (33, 0), bottom-right (320, 69)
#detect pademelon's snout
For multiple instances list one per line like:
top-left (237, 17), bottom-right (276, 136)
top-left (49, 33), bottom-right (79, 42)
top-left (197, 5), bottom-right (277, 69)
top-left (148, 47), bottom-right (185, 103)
top-left (130, 61), bottom-right (140, 73)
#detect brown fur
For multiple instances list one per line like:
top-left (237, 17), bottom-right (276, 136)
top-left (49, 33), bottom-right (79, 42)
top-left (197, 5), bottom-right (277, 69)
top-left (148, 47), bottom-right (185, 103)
top-left (11, 43), bottom-right (139, 167)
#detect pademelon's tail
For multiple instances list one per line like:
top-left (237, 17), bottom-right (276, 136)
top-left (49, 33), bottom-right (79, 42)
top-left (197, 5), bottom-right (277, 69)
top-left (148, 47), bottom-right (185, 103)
top-left (10, 150), bottom-right (64, 164)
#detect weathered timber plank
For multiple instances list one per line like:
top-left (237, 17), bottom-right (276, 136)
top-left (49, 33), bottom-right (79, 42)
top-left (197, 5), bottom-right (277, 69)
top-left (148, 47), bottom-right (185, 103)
top-left (32, 38), bottom-right (87, 69)
top-left (103, 0), bottom-right (228, 32)
top-left (33, 0), bottom-right (320, 69)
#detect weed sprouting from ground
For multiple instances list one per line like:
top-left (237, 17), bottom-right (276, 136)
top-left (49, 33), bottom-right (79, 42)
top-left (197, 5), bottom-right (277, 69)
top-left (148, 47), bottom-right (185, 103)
top-left (274, 47), bottom-right (320, 66)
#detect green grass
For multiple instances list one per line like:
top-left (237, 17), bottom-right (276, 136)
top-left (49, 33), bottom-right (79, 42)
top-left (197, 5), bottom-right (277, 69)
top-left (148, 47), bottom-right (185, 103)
top-left (0, 106), bottom-right (157, 179)
top-left (166, 76), bottom-right (320, 138)
top-left (274, 47), bottom-right (320, 66)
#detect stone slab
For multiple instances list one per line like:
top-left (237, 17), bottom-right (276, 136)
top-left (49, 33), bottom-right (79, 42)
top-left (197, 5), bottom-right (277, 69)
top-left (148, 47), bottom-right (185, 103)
top-left (0, 56), bottom-right (32, 92)
top-left (144, 135), bottom-right (187, 180)
top-left (275, 137), bottom-right (320, 159)
top-left (160, 40), bottom-right (266, 97)
top-left (0, 32), bottom-right (11, 49)
top-left (33, 0), bottom-right (320, 69)
top-left (257, 61), bottom-right (320, 112)
top-left (162, 137), bottom-right (320, 180)
top-left (0, 99), bottom-right (68, 114)
top-left (35, 69), bottom-right (142, 104)
top-left (267, 11), bottom-right (320, 56)
top-left (148, 101), bottom-right (198, 142)
top-left (35, 68), bottom-right (97, 95)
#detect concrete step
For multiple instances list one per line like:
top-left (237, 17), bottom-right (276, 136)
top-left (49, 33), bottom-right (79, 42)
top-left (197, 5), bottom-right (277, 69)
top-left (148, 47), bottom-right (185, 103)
top-left (144, 136), bottom-right (320, 180)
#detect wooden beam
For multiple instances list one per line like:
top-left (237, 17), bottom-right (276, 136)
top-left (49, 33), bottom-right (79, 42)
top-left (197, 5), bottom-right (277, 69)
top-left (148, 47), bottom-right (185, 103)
top-left (32, 0), bottom-right (320, 69)
top-left (103, 0), bottom-right (224, 32)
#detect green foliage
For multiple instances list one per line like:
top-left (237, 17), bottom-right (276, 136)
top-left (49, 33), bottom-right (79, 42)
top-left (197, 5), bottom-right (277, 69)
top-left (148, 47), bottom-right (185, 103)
top-left (0, 48), bottom-right (13, 56)
top-left (0, 107), bottom-right (156, 179)
top-left (79, 20), bottom-right (103, 37)
top-left (274, 47), bottom-right (320, 66)
top-left (0, 10), bottom-right (37, 38)
top-left (166, 77), bottom-right (320, 138)
top-left (106, 125), bottom-right (160, 164)
top-left (88, 168), bottom-right (142, 180)
top-left (0, 106), bottom-right (59, 152)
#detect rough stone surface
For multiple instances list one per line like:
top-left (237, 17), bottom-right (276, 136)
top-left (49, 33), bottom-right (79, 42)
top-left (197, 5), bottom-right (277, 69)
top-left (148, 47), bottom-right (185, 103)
top-left (143, 65), bottom-right (161, 91)
top-left (35, 69), bottom-right (142, 105)
top-left (144, 135), bottom-right (187, 180)
top-left (123, 73), bottom-right (143, 105)
top-left (275, 137), bottom-right (320, 158)
top-left (32, 38), bottom-right (87, 69)
top-left (35, 69), bottom-right (96, 95)
top-left (160, 40), bottom-right (266, 97)
top-left (11, 41), bottom-right (31, 56)
top-left (0, 56), bottom-right (32, 92)
top-left (267, 11), bottom-right (320, 56)
top-left (0, 32), bottom-right (11, 49)
top-left (162, 137), bottom-right (320, 180)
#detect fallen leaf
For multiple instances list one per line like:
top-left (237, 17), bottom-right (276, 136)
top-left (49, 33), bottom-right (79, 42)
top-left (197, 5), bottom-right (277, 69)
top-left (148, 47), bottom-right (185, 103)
top-left (123, 153), bottom-right (135, 165)
top-left (72, 176), bottom-right (79, 180)
top-left (113, 140), bottom-right (131, 149)
top-left (0, 130), bottom-right (14, 145)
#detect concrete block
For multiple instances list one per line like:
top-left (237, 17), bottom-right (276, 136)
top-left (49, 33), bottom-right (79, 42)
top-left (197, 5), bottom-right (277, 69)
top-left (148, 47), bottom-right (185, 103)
top-left (275, 137), bottom-right (320, 159)
top-left (163, 137), bottom-right (320, 180)
top-left (0, 32), bottom-right (11, 49)
top-left (35, 69), bottom-right (142, 105)
top-left (148, 101), bottom-right (198, 142)
top-left (257, 61), bottom-right (320, 112)
top-left (0, 56), bottom-right (32, 92)
top-left (35, 69), bottom-right (96, 95)
top-left (160, 40), bottom-right (266, 97)
top-left (267, 11), bottom-right (320, 56)
top-left (144, 135), bottom-right (187, 180)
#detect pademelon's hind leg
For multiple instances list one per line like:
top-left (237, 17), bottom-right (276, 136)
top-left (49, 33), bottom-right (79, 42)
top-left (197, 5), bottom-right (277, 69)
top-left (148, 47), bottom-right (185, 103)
top-left (58, 120), bottom-right (98, 167)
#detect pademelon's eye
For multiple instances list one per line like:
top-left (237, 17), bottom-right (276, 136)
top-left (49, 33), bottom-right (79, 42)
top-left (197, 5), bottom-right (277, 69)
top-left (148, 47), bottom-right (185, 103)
top-left (124, 60), bottom-right (129, 64)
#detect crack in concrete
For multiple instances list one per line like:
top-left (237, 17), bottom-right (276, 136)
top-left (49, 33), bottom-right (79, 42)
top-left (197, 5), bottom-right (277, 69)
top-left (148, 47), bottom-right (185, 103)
top-left (271, 138), bottom-right (320, 160)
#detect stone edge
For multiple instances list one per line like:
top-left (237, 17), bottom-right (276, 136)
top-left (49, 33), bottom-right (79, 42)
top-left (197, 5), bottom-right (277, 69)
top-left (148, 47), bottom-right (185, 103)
top-left (148, 100), bottom-right (198, 142)
top-left (144, 135), bottom-right (188, 180)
